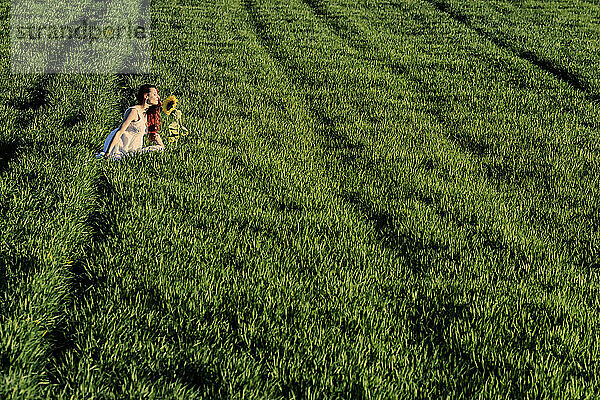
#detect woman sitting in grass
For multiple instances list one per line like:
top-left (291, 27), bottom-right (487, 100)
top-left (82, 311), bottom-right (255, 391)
top-left (100, 84), bottom-right (166, 161)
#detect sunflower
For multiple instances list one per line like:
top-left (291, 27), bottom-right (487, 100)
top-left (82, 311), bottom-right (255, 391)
top-left (162, 95), bottom-right (178, 115)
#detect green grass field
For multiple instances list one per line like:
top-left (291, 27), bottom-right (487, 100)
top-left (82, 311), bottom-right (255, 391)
top-left (2, 0), bottom-right (600, 397)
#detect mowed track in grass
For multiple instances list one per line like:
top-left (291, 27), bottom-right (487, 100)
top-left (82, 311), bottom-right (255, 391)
top-left (1, 0), bottom-right (600, 398)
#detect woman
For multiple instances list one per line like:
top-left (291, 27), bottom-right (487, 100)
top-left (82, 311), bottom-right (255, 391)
top-left (101, 84), bottom-right (165, 161)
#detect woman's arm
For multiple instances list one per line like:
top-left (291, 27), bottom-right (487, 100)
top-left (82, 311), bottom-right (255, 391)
top-left (105, 108), bottom-right (139, 159)
top-left (153, 133), bottom-right (165, 148)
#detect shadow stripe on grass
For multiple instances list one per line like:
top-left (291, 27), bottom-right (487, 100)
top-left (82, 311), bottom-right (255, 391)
top-left (300, 0), bottom-right (407, 74)
top-left (295, 0), bottom-right (558, 194)
top-left (44, 171), bottom-right (114, 387)
top-left (419, 0), bottom-right (600, 103)
top-left (241, 0), bottom-right (364, 158)
top-left (301, 0), bottom-right (372, 53)
top-left (242, 0), bottom-right (541, 273)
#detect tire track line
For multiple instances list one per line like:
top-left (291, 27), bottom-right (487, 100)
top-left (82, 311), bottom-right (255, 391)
top-left (241, 0), bottom-right (531, 274)
top-left (310, 0), bottom-right (577, 198)
top-left (241, 0), bottom-right (451, 272)
top-left (300, 0), bottom-right (407, 74)
top-left (302, 0), bottom-right (372, 53)
top-left (420, 0), bottom-right (600, 103)
top-left (242, 0), bottom-right (364, 155)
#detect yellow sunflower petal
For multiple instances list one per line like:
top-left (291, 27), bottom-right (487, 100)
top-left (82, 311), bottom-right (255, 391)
top-left (162, 95), bottom-right (178, 115)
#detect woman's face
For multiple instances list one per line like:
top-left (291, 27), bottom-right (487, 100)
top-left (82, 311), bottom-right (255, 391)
top-left (145, 87), bottom-right (160, 106)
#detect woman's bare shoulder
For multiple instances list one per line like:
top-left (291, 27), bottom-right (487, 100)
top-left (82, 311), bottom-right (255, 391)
top-left (124, 106), bottom-right (141, 121)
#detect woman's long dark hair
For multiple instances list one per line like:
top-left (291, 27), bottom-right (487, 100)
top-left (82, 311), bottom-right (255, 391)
top-left (136, 84), bottom-right (161, 143)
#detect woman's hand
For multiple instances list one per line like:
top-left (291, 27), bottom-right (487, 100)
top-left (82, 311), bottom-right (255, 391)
top-left (155, 134), bottom-right (166, 149)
